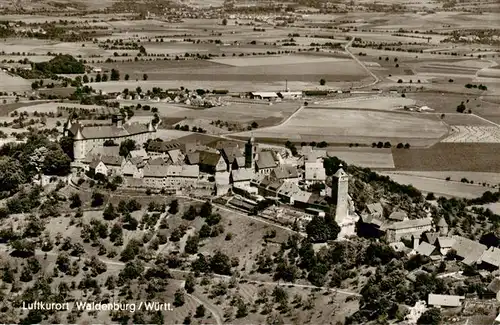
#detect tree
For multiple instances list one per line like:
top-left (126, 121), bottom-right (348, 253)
top-left (174, 289), bottom-right (185, 307)
top-left (456, 101), bottom-right (466, 113)
top-left (69, 193), bottom-right (81, 209)
top-left (43, 146), bottom-right (71, 176)
top-left (185, 235), bottom-right (199, 254)
top-left (185, 273), bottom-right (195, 293)
top-left (82, 75), bottom-right (89, 83)
top-left (319, 78), bottom-right (326, 85)
top-left (103, 204), bottom-right (118, 220)
top-left (199, 224), bottom-right (211, 238)
top-left (195, 305), bottom-right (205, 318)
top-left (91, 191), bottom-right (104, 207)
top-left (417, 308), bottom-right (441, 325)
top-left (59, 136), bottom-right (74, 160)
top-left (143, 73), bottom-right (148, 81)
top-left (169, 199), bottom-right (179, 214)
top-left (110, 69), bottom-right (120, 81)
top-left (125, 74), bottom-right (130, 81)
top-left (210, 251), bottom-right (232, 275)
top-left (222, 18), bottom-right (228, 25)
top-left (119, 139), bottom-right (136, 157)
top-left (305, 216), bottom-right (340, 243)
top-left (0, 157), bottom-right (26, 193)
top-left (95, 73), bottom-right (101, 82)
top-left (102, 73), bottom-right (108, 82)
top-left (200, 201), bottom-right (212, 218)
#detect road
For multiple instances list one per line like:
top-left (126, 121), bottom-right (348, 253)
top-left (344, 38), bottom-right (380, 89)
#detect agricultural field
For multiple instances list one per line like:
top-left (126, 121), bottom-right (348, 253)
top-left (311, 95), bottom-right (416, 111)
top-left (0, 70), bottom-right (32, 92)
top-left (327, 147), bottom-right (395, 169)
top-left (441, 126), bottom-right (500, 143)
top-left (392, 143), bottom-right (500, 172)
top-left (234, 108), bottom-right (448, 146)
top-left (382, 171), bottom-right (500, 187)
top-left (379, 172), bottom-right (491, 198)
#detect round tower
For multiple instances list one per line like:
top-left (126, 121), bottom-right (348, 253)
top-left (73, 127), bottom-right (86, 161)
top-left (437, 217), bottom-right (449, 236)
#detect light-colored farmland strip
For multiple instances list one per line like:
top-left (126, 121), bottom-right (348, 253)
top-left (441, 126), bottom-right (500, 143)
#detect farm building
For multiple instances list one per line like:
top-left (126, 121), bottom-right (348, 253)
top-left (385, 218), bottom-right (433, 243)
top-left (278, 91), bottom-right (303, 99)
top-left (249, 92), bottom-right (279, 100)
top-left (427, 294), bottom-right (464, 308)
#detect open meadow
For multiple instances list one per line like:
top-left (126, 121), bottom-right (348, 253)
top-left (327, 147), bottom-right (395, 169)
top-left (234, 108), bottom-right (448, 146)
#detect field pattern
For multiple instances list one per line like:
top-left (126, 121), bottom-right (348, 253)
top-left (327, 148), bottom-right (395, 169)
top-left (441, 126), bottom-right (500, 143)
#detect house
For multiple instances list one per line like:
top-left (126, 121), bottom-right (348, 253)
top-left (142, 165), bottom-right (199, 189)
top-left (122, 157), bottom-right (144, 178)
top-left (427, 294), bottom-right (464, 308)
top-left (215, 171), bottom-right (231, 196)
top-left (186, 151), bottom-right (226, 174)
top-left (488, 277), bottom-right (500, 301)
top-left (304, 162), bottom-right (326, 184)
top-left (422, 232), bottom-right (439, 246)
top-left (366, 202), bottom-right (384, 218)
top-left (271, 165), bottom-right (299, 183)
top-left (250, 92), bottom-right (279, 100)
top-left (255, 151), bottom-right (277, 175)
top-left (99, 155), bottom-right (126, 175)
top-left (358, 213), bottom-right (387, 238)
top-left (451, 235), bottom-right (487, 265)
top-left (415, 241), bottom-right (440, 259)
top-left (388, 210), bottom-right (407, 221)
top-left (128, 149), bottom-right (148, 161)
top-left (89, 159), bottom-right (108, 176)
top-left (277, 182), bottom-right (312, 206)
top-left (220, 146), bottom-right (245, 171)
top-left (278, 91), bottom-right (303, 99)
top-left (385, 218), bottom-right (433, 243)
top-left (436, 237), bottom-right (455, 256)
top-left (478, 246), bottom-right (500, 270)
top-left (230, 168), bottom-right (254, 188)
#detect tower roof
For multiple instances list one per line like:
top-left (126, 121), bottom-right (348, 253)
top-left (75, 127), bottom-right (84, 140)
top-left (334, 167), bottom-right (347, 178)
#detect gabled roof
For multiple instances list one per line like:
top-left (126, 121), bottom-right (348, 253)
top-left (360, 213), bottom-right (386, 228)
top-left (231, 168), bottom-right (254, 182)
top-left (147, 140), bottom-right (181, 153)
top-left (89, 158), bottom-right (102, 169)
top-left (143, 164), bottom-right (199, 178)
top-left (256, 151), bottom-right (277, 169)
top-left (428, 294), bottom-right (464, 307)
top-left (437, 237), bottom-right (455, 248)
top-left (199, 151), bottom-right (222, 167)
top-left (416, 242), bottom-right (438, 257)
top-left (129, 149), bottom-right (148, 159)
top-left (334, 167), bottom-right (347, 178)
top-left (272, 165), bottom-right (299, 180)
top-left (388, 210), bottom-right (407, 221)
top-left (100, 155), bottom-right (124, 166)
top-left (366, 202), bottom-right (383, 216)
top-left (479, 247), bottom-right (500, 268)
top-left (304, 162), bottom-right (326, 181)
top-left (386, 218), bottom-right (432, 231)
top-left (452, 235), bottom-right (487, 265)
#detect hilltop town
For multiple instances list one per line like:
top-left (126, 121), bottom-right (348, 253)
top-left (1, 0), bottom-right (500, 325)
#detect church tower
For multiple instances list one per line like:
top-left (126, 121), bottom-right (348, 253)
top-left (335, 165), bottom-right (349, 225)
top-left (245, 137), bottom-right (257, 169)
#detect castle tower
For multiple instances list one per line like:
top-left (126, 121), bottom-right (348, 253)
top-left (73, 127), bottom-right (86, 161)
top-left (334, 165), bottom-right (349, 226)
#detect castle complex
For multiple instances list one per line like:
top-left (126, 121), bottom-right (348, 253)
top-left (65, 115), bottom-right (156, 163)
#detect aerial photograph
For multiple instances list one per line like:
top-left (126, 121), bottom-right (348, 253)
top-left (0, 0), bottom-right (499, 324)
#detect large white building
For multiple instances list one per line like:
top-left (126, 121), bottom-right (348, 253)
top-left (66, 115), bottom-right (156, 163)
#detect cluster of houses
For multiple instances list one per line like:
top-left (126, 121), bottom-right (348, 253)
top-left (114, 89), bottom-right (224, 108)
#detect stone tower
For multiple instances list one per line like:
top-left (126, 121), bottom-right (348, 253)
top-left (73, 127), bottom-right (86, 161)
top-left (335, 165), bottom-right (349, 225)
top-left (245, 137), bottom-right (257, 169)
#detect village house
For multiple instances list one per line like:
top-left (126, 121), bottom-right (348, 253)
top-left (436, 237), bottom-right (455, 255)
top-left (88, 159), bottom-right (108, 176)
top-left (385, 218), bottom-right (433, 243)
top-left (230, 168), bottom-right (254, 189)
top-left (478, 247), bottom-right (500, 270)
top-left (220, 146), bottom-right (245, 171)
top-left (255, 151), bottom-right (277, 175)
top-left (128, 149), bottom-right (148, 161)
top-left (366, 202), bottom-right (384, 218)
top-left (415, 241), bottom-right (440, 260)
top-left (186, 150), bottom-right (226, 174)
top-left (122, 157), bottom-right (145, 178)
top-left (304, 162), bottom-right (326, 184)
top-left (142, 164), bottom-right (200, 189)
top-left (271, 165), bottom-right (300, 183)
top-left (451, 235), bottom-right (487, 265)
top-left (249, 91), bottom-right (279, 100)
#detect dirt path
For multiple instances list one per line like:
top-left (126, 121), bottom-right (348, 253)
top-left (344, 38), bottom-right (380, 89)
top-left (187, 292), bottom-right (224, 325)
